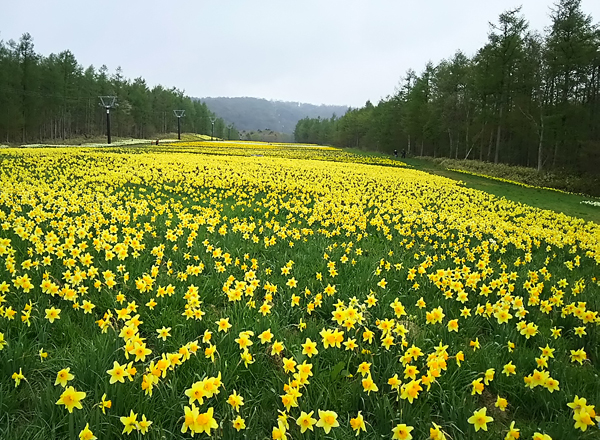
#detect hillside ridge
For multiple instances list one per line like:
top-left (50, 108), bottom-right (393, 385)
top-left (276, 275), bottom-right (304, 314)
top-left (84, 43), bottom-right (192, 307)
top-left (196, 96), bottom-right (348, 134)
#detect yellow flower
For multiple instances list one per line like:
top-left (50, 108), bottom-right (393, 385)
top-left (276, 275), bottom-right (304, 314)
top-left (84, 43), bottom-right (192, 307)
top-left (120, 410), bottom-right (138, 435)
top-left (447, 318), bottom-right (459, 333)
top-left (573, 408), bottom-right (595, 432)
top-left (495, 396), bottom-right (508, 411)
top-left (55, 368), bottom-right (75, 388)
top-left (272, 425), bottom-right (288, 440)
top-left (471, 378), bottom-right (484, 395)
top-left (392, 423), bottom-right (414, 440)
top-left (404, 364), bottom-right (419, 380)
top-left (100, 393), bottom-right (112, 414)
top-left (12, 368), bottom-right (25, 387)
top-left (400, 379), bottom-right (423, 403)
top-left (430, 422), bottom-right (447, 440)
top-left (240, 349), bottom-right (254, 367)
top-left (156, 326), bottom-right (171, 341)
top-left (217, 317), bottom-right (232, 332)
top-left (271, 340), bottom-right (284, 355)
top-left (344, 338), bottom-right (358, 350)
top-left (259, 329), bottom-right (274, 344)
top-left (316, 410), bottom-right (339, 434)
top-left (78, 423), bottom-right (97, 440)
top-left (56, 386), bottom-right (86, 413)
top-left (296, 410), bottom-right (317, 433)
top-left (302, 338), bottom-right (318, 357)
top-left (567, 395), bottom-right (587, 411)
top-left (137, 414), bottom-right (152, 435)
top-left (181, 404), bottom-right (199, 435)
top-left (357, 362), bottom-right (371, 377)
top-left (362, 328), bottom-right (375, 344)
top-left (539, 344), bottom-right (555, 358)
top-left (195, 407), bottom-right (218, 436)
top-left (381, 334), bottom-right (395, 350)
top-left (133, 342), bottom-right (151, 362)
top-left (107, 360), bottom-right (129, 384)
top-left (467, 407), bottom-right (493, 432)
top-left (504, 421), bottom-right (520, 440)
top-left (227, 390), bottom-right (244, 412)
top-left (185, 381), bottom-right (206, 405)
top-left (502, 361), bottom-right (516, 376)
top-left (232, 415), bottom-right (246, 431)
top-left (545, 377), bottom-right (560, 393)
top-left (204, 344), bottom-right (217, 362)
top-left (570, 348), bottom-right (587, 364)
top-left (45, 306), bottom-right (61, 323)
top-left (507, 340), bottom-right (515, 352)
top-left (350, 411), bottom-right (366, 435)
top-left (455, 351), bottom-right (464, 367)
top-left (362, 374), bottom-right (379, 394)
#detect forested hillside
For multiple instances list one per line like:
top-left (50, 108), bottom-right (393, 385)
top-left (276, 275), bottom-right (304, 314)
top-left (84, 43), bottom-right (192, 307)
top-left (295, 0), bottom-right (600, 175)
top-left (0, 34), bottom-right (235, 143)
top-left (200, 97), bottom-right (347, 134)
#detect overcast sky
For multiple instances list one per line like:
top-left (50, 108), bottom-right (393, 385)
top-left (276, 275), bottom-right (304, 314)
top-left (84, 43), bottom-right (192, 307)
top-left (1, 0), bottom-right (599, 107)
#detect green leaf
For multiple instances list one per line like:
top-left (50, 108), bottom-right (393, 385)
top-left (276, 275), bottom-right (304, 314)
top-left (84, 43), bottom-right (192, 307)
top-left (330, 361), bottom-right (345, 381)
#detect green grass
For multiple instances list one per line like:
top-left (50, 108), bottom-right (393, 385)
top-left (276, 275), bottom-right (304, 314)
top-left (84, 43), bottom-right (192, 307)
top-left (402, 157), bottom-right (600, 224)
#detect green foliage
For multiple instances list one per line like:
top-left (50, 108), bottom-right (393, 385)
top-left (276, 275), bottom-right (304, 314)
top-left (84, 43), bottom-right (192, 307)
top-left (294, 2), bottom-right (600, 177)
top-left (431, 158), bottom-right (600, 197)
top-left (0, 34), bottom-right (233, 144)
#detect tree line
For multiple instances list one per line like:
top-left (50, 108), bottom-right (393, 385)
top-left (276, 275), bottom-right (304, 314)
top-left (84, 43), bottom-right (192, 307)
top-left (0, 33), bottom-right (238, 143)
top-left (295, 0), bottom-right (600, 174)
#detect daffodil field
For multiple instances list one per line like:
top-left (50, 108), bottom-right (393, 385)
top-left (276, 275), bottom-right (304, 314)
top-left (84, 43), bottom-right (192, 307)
top-left (1, 141), bottom-right (599, 440)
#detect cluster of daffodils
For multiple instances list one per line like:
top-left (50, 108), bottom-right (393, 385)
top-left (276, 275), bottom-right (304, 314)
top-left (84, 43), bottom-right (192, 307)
top-left (160, 140), bottom-right (408, 168)
top-left (568, 396), bottom-right (600, 432)
top-left (181, 374), bottom-right (223, 435)
top-left (0, 146), bottom-right (599, 439)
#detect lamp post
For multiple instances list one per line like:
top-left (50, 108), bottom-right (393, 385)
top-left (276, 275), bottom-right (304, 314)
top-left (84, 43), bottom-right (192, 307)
top-left (228, 124), bottom-right (233, 140)
top-left (99, 96), bottom-right (117, 144)
top-left (173, 110), bottom-right (185, 140)
top-left (210, 117), bottom-right (216, 141)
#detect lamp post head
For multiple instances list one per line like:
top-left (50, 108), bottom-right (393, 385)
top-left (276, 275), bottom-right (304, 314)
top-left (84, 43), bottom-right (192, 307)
top-left (99, 96), bottom-right (117, 108)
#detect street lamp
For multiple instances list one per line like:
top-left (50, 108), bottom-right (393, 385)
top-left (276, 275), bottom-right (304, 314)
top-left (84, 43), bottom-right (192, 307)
top-left (210, 117), bottom-right (216, 141)
top-left (228, 124), bottom-right (233, 140)
top-left (99, 96), bottom-right (117, 144)
top-left (173, 110), bottom-right (185, 140)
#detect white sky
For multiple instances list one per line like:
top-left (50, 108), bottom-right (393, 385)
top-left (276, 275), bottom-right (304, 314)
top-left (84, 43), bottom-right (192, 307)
top-left (1, 0), bottom-right (599, 107)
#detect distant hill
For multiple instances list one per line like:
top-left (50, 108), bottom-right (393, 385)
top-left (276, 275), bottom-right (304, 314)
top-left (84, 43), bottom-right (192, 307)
top-left (196, 97), bottom-right (348, 134)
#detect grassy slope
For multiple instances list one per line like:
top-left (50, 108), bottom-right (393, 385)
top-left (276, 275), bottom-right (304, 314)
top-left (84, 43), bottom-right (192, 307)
top-left (343, 148), bottom-right (599, 223)
top-left (397, 157), bottom-right (600, 224)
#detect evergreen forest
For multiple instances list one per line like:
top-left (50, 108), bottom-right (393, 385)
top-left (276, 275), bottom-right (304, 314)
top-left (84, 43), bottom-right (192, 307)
top-left (0, 34), bottom-right (236, 143)
top-left (294, 1), bottom-right (600, 175)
